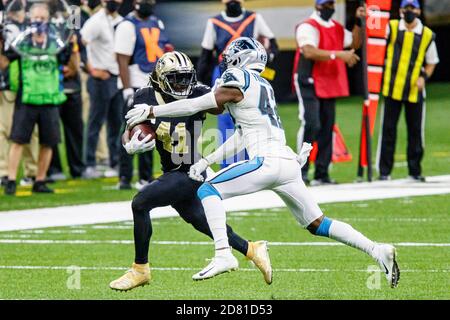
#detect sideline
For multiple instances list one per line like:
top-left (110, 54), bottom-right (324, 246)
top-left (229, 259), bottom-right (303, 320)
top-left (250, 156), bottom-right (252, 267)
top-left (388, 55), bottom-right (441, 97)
top-left (1, 175), bottom-right (449, 231)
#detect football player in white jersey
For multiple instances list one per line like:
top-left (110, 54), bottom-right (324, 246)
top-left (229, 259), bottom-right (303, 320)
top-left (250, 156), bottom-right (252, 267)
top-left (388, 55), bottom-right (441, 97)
top-left (126, 37), bottom-right (400, 288)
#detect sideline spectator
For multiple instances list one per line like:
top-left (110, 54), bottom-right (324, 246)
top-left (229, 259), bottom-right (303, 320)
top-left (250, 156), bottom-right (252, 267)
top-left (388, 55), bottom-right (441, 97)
top-left (0, 0), bottom-right (39, 187)
top-left (48, 34), bottom-right (86, 180)
top-left (80, 0), bottom-right (111, 170)
top-left (80, 0), bottom-right (124, 178)
top-left (4, 3), bottom-right (71, 195)
top-left (377, 0), bottom-right (439, 182)
top-left (294, 0), bottom-right (364, 185)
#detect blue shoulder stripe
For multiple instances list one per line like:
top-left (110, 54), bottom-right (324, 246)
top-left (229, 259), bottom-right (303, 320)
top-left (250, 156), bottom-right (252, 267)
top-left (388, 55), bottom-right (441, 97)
top-left (242, 69), bottom-right (250, 92)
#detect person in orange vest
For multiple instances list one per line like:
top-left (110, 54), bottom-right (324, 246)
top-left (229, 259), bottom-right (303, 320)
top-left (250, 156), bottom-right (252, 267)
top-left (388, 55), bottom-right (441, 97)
top-left (294, 0), bottom-right (364, 185)
top-left (197, 0), bottom-right (278, 168)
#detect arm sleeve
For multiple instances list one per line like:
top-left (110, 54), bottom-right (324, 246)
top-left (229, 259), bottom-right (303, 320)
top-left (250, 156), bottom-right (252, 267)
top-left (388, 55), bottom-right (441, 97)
top-left (254, 13), bottom-right (275, 39)
top-left (269, 38), bottom-right (279, 58)
top-left (296, 23), bottom-right (319, 48)
top-left (158, 19), bottom-right (171, 47)
top-left (152, 91), bottom-right (218, 117)
top-left (114, 21), bottom-right (136, 56)
top-left (3, 47), bottom-right (19, 62)
top-left (201, 19), bottom-right (216, 51)
top-left (343, 29), bottom-right (353, 48)
top-left (197, 48), bottom-right (214, 84)
top-left (385, 24), bottom-right (391, 40)
top-left (57, 41), bottom-right (74, 65)
top-left (425, 40), bottom-right (440, 65)
top-left (204, 130), bottom-right (244, 164)
top-left (80, 17), bottom-right (99, 44)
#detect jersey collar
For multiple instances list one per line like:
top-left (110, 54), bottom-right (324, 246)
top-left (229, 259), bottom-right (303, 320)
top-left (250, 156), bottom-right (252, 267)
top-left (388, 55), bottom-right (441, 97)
top-left (399, 18), bottom-right (423, 34)
top-left (155, 91), bottom-right (167, 105)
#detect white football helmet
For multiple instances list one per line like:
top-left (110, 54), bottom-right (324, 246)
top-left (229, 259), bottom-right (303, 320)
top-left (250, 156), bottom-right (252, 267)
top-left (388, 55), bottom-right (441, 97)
top-left (221, 37), bottom-right (268, 73)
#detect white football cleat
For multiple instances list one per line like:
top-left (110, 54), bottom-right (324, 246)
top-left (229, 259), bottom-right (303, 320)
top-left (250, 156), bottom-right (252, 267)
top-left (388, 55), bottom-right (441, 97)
top-left (192, 250), bottom-right (238, 281)
top-left (374, 244), bottom-right (400, 288)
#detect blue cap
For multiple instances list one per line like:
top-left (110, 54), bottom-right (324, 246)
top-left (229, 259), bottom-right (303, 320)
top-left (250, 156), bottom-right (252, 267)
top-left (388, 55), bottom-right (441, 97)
top-left (400, 0), bottom-right (420, 8)
top-left (316, 0), bottom-right (335, 5)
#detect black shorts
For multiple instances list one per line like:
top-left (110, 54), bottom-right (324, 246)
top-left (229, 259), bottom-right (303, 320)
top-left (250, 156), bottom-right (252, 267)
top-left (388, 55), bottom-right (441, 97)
top-left (9, 103), bottom-right (61, 146)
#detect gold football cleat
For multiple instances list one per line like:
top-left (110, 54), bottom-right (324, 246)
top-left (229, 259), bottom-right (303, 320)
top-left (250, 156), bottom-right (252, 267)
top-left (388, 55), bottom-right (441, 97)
top-left (109, 263), bottom-right (151, 291)
top-left (247, 241), bottom-right (273, 285)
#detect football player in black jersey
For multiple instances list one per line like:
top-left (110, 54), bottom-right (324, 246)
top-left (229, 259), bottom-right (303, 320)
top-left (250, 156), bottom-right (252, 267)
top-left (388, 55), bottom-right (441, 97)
top-left (109, 51), bottom-right (271, 291)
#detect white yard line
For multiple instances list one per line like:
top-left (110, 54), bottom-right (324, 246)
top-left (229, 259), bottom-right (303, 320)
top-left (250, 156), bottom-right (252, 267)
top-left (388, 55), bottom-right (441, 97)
top-left (1, 175), bottom-right (450, 232)
top-left (0, 216), bottom-right (437, 235)
top-left (0, 265), bottom-right (447, 273)
top-left (1, 239), bottom-right (449, 247)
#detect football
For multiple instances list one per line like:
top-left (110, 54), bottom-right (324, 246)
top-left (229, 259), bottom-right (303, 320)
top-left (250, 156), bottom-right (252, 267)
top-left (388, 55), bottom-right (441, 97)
top-left (129, 122), bottom-right (156, 141)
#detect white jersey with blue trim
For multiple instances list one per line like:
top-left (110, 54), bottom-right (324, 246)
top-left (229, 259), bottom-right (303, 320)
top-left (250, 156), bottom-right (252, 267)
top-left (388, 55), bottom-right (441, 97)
top-left (215, 67), bottom-right (296, 160)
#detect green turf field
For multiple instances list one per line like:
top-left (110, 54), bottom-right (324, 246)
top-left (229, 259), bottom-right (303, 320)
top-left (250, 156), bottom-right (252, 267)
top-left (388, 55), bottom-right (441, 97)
top-left (1, 83), bottom-right (449, 211)
top-left (0, 195), bottom-right (449, 300)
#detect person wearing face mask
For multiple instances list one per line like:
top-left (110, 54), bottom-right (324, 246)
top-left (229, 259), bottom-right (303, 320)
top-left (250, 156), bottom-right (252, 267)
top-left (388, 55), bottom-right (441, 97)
top-left (80, 0), bottom-right (124, 179)
top-left (294, 0), bottom-right (365, 186)
top-left (377, 0), bottom-right (439, 183)
top-left (197, 0), bottom-right (279, 169)
top-left (47, 0), bottom-right (90, 182)
top-left (85, 0), bottom-right (102, 15)
top-left (78, 0), bottom-right (111, 173)
top-left (4, 3), bottom-right (72, 195)
top-left (114, 0), bottom-right (173, 190)
top-left (0, 0), bottom-right (39, 188)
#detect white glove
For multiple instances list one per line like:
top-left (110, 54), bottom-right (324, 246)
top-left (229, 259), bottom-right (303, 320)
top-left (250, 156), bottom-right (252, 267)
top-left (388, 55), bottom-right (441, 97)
top-left (125, 103), bottom-right (151, 128)
top-left (122, 88), bottom-right (135, 102)
top-left (297, 142), bottom-right (313, 168)
top-left (123, 129), bottom-right (155, 155)
top-left (188, 158), bottom-right (210, 182)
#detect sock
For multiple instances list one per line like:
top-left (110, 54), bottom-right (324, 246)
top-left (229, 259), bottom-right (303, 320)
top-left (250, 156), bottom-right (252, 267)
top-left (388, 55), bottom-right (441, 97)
top-left (317, 217), bottom-right (376, 258)
top-left (201, 195), bottom-right (230, 251)
top-left (226, 225), bottom-right (248, 256)
top-left (132, 199), bottom-right (153, 264)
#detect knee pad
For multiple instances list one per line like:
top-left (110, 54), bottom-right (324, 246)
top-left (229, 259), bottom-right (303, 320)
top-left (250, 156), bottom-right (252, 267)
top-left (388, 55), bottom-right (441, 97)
top-left (315, 217), bottom-right (333, 237)
top-left (197, 183), bottom-right (221, 200)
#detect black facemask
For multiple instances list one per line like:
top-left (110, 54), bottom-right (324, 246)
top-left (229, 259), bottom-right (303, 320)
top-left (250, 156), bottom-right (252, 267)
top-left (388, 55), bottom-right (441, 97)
top-left (403, 10), bottom-right (417, 24)
top-left (88, 0), bottom-right (101, 10)
top-left (106, 0), bottom-right (120, 13)
top-left (318, 7), bottom-right (335, 21)
top-left (136, 3), bottom-right (154, 19)
top-left (226, 1), bottom-right (242, 18)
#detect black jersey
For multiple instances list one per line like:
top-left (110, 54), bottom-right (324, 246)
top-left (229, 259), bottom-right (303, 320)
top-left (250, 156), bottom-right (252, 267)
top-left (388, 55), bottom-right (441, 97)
top-left (131, 85), bottom-right (210, 173)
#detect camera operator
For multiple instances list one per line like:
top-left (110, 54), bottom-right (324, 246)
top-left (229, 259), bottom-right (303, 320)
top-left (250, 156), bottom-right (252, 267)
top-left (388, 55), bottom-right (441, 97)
top-left (4, 2), bottom-right (72, 195)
